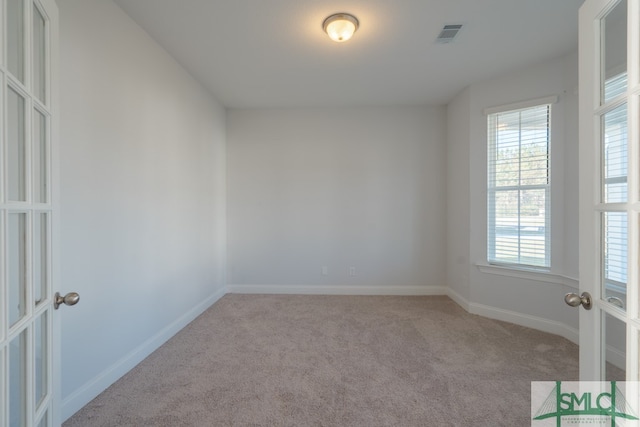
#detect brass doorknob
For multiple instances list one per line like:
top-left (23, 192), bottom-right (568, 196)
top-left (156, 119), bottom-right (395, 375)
top-left (54, 292), bottom-right (80, 310)
top-left (564, 292), bottom-right (592, 310)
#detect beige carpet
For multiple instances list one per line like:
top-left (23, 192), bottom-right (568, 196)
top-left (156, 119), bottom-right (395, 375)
top-left (64, 295), bottom-right (579, 426)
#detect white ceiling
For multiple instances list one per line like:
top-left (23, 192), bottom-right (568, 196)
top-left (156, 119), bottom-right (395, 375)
top-left (113, 0), bottom-right (585, 108)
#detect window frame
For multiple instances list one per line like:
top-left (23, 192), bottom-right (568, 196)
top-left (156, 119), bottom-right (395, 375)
top-left (485, 96), bottom-right (558, 270)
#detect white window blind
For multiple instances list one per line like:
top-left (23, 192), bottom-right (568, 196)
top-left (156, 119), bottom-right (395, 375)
top-left (603, 102), bottom-right (628, 203)
top-left (603, 72), bottom-right (628, 296)
top-left (604, 71), bottom-right (627, 102)
top-left (604, 212), bottom-right (627, 287)
top-left (487, 103), bottom-right (551, 268)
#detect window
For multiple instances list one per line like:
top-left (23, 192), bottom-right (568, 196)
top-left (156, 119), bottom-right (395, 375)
top-left (487, 102), bottom-right (551, 268)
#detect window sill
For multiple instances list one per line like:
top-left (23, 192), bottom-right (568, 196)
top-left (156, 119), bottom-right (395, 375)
top-left (475, 263), bottom-right (579, 289)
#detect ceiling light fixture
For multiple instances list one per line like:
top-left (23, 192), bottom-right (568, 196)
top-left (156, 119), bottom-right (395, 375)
top-left (323, 13), bottom-right (359, 43)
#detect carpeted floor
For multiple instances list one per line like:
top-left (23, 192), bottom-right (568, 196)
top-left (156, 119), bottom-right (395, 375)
top-left (64, 295), bottom-right (579, 426)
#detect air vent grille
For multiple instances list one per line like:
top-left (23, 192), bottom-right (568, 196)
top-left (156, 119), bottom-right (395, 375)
top-left (436, 24), bottom-right (463, 43)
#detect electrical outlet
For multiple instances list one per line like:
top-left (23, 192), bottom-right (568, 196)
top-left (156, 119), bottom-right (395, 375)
top-left (322, 266), bottom-right (329, 276)
top-left (349, 266), bottom-right (356, 276)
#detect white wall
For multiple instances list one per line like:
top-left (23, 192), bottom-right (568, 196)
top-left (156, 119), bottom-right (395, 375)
top-left (227, 107), bottom-right (447, 294)
top-left (58, 0), bottom-right (226, 419)
top-left (562, 53), bottom-right (580, 278)
top-left (446, 53), bottom-right (580, 340)
top-left (446, 87), bottom-right (471, 304)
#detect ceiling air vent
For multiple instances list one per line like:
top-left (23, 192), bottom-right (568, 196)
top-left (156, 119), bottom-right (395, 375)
top-left (436, 24), bottom-right (463, 43)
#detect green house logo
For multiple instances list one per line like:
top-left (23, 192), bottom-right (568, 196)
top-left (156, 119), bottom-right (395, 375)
top-left (532, 381), bottom-right (639, 426)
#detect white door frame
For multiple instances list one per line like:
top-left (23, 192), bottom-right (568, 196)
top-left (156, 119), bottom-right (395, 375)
top-left (578, 0), bottom-right (640, 384)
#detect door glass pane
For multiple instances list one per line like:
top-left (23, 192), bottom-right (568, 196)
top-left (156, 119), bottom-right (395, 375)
top-left (0, 349), bottom-right (4, 421)
top-left (603, 313), bottom-right (626, 381)
top-left (604, 72), bottom-right (627, 101)
top-left (9, 213), bottom-right (28, 327)
top-left (602, 0), bottom-right (627, 103)
top-left (35, 312), bottom-right (48, 409)
top-left (603, 212), bottom-right (627, 311)
top-left (33, 110), bottom-right (48, 203)
top-left (7, 0), bottom-right (25, 83)
top-left (33, 3), bottom-right (46, 103)
top-left (8, 86), bottom-right (27, 202)
top-left (33, 212), bottom-right (48, 305)
top-left (603, 103), bottom-right (628, 203)
top-left (9, 330), bottom-right (27, 427)
top-left (37, 411), bottom-right (49, 427)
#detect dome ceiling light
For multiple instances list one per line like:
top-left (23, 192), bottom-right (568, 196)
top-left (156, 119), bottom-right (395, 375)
top-left (323, 13), bottom-right (359, 43)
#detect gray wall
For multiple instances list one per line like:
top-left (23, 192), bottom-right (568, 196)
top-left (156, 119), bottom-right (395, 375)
top-left (446, 87), bottom-right (471, 303)
top-left (446, 53), bottom-right (580, 339)
top-left (59, 0), bottom-right (227, 418)
top-left (227, 107), bottom-right (447, 293)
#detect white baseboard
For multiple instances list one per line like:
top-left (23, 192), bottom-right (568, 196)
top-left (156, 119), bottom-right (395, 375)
top-left (446, 288), bottom-right (579, 345)
top-left (445, 287), bottom-right (471, 311)
top-left (61, 287), bottom-right (226, 422)
top-left (227, 284), bottom-right (449, 296)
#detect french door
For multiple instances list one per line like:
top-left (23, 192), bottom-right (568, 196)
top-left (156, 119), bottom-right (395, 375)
top-left (578, 0), bottom-right (640, 389)
top-left (0, 0), bottom-right (60, 426)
